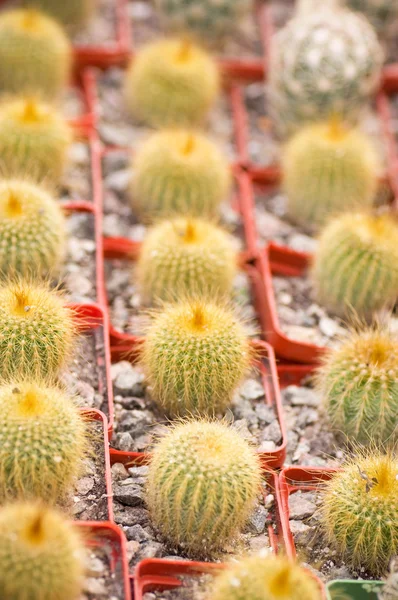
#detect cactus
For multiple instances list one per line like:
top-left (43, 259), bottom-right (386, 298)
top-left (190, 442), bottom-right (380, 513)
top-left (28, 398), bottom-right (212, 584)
top-left (137, 217), bottom-right (237, 303)
top-left (321, 451), bottom-right (398, 575)
top-left (147, 420), bottom-right (262, 558)
top-left (0, 502), bottom-right (85, 600)
top-left (268, 3), bottom-right (383, 136)
top-left (209, 554), bottom-right (321, 600)
top-left (141, 299), bottom-right (252, 416)
top-left (154, 0), bottom-right (252, 44)
top-left (0, 380), bottom-right (87, 502)
top-left (317, 324), bottom-right (398, 446)
top-left (23, 0), bottom-right (95, 31)
top-left (0, 98), bottom-right (72, 182)
top-left (0, 279), bottom-right (76, 380)
top-left (312, 212), bottom-right (398, 317)
top-left (0, 179), bottom-right (66, 276)
top-left (124, 38), bottom-right (220, 127)
top-left (0, 9), bottom-right (72, 100)
top-left (131, 129), bottom-right (231, 221)
top-left (347, 0), bottom-right (398, 35)
top-left (283, 118), bottom-right (379, 228)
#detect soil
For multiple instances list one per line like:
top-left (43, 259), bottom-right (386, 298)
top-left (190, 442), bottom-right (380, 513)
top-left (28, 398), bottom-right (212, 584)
top-left (62, 211), bottom-right (97, 304)
top-left (81, 544), bottom-right (125, 600)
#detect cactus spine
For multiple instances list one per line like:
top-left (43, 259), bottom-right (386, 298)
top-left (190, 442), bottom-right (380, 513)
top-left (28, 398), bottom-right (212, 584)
top-left (317, 324), bottom-right (398, 445)
top-left (23, 0), bottom-right (95, 31)
top-left (131, 129), bottom-right (230, 221)
top-left (125, 38), bottom-right (220, 127)
top-left (0, 98), bottom-right (72, 182)
top-left (0, 180), bottom-right (66, 276)
top-left (137, 217), bottom-right (237, 303)
top-left (0, 502), bottom-right (85, 600)
top-left (209, 554), bottom-right (322, 600)
top-left (141, 299), bottom-right (252, 416)
top-left (321, 452), bottom-right (398, 575)
top-left (312, 212), bottom-right (398, 317)
top-left (283, 118), bottom-right (379, 228)
top-left (268, 4), bottom-right (383, 135)
top-left (147, 420), bottom-right (262, 558)
top-left (0, 9), bottom-right (72, 99)
top-left (0, 279), bottom-right (76, 380)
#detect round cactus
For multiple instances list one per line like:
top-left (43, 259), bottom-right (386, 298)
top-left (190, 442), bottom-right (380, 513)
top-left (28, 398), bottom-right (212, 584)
top-left (154, 0), bottom-right (251, 44)
top-left (283, 119), bottom-right (379, 228)
top-left (147, 420), bottom-right (262, 558)
top-left (209, 554), bottom-right (321, 600)
top-left (124, 38), bottom-right (220, 127)
top-left (131, 129), bottom-right (231, 221)
top-left (268, 3), bottom-right (383, 136)
top-left (317, 324), bottom-right (398, 445)
top-left (321, 452), bottom-right (398, 575)
top-left (0, 9), bottom-right (72, 100)
top-left (0, 279), bottom-right (76, 380)
top-left (0, 179), bottom-right (66, 276)
top-left (312, 212), bottom-right (398, 317)
top-left (347, 0), bottom-right (398, 35)
top-left (0, 380), bottom-right (87, 502)
top-left (23, 0), bottom-right (95, 31)
top-left (141, 300), bottom-right (252, 416)
top-left (0, 502), bottom-right (85, 600)
top-left (137, 217), bottom-right (237, 303)
top-left (0, 98), bottom-right (72, 182)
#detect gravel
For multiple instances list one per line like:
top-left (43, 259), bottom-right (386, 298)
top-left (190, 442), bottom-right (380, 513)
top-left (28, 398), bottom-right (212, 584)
top-left (81, 544), bottom-right (125, 600)
top-left (142, 573), bottom-right (213, 600)
top-left (62, 212), bottom-right (97, 304)
top-left (60, 141), bottom-right (92, 203)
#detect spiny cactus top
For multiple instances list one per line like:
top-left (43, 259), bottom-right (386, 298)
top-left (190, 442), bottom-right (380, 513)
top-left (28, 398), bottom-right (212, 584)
top-left (0, 97), bottom-right (72, 182)
top-left (124, 38), bottom-right (220, 127)
top-left (347, 0), bottom-right (398, 34)
top-left (268, 3), bottom-right (383, 135)
top-left (141, 299), bottom-right (252, 416)
top-left (23, 0), bottom-right (95, 31)
top-left (283, 118), bottom-right (379, 228)
top-left (0, 9), bottom-right (72, 99)
top-left (0, 502), bottom-right (85, 600)
top-left (317, 324), bottom-right (398, 445)
top-left (209, 553), bottom-right (322, 600)
top-left (147, 420), bottom-right (262, 558)
top-left (0, 380), bottom-right (87, 502)
top-left (131, 129), bottom-right (231, 221)
top-left (312, 212), bottom-right (398, 317)
top-left (0, 179), bottom-right (66, 276)
top-left (0, 279), bottom-right (76, 380)
top-left (154, 0), bottom-right (252, 44)
top-left (137, 217), bottom-right (237, 303)
top-left (321, 452), bottom-right (398, 575)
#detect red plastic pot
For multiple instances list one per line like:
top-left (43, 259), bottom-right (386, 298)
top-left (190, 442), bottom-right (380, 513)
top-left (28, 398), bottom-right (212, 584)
top-left (75, 520), bottom-right (132, 600)
top-left (69, 69), bottom-right (97, 132)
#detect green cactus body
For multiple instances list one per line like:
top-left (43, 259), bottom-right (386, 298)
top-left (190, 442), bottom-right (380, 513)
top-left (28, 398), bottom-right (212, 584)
top-left (0, 98), bottom-right (72, 182)
top-left (283, 119), bottom-right (379, 228)
top-left (321, 453), bottom-right (398, 575)
top-left (137, 218), bottom-right (237, 303)
top-left (154, 0), bottom-right (251, 43)
top-left (0, 503), bottom-right (85, 600)
top-left (23, 0), bottom-right (95, 31)
top-left (124, 38), bottom-right (220, 127)
top-left (0, 9), bottom-right (72, 100)
top-left (347, 0), bottom-right (398, 34)
top-left (147, 420), bottom-right (262, 558)
top-left (141, 300), bottom-right (252, 416)
top-left (0, 381), bottom-right (87, 502)
top-left (131, 130), bottom-right (230, 221)
top-left (268, 5), bottom-right (383, 136)
top-left (209, 554), bottom-right (321, 600)
top-left (0, 180), bottom-right (66, 276)
top-left (317, 326), bottom-right (398, 445)
top-left (312, 213), bottom-right (398, 317)
top-left (0, 280), bottom-right (76, 380)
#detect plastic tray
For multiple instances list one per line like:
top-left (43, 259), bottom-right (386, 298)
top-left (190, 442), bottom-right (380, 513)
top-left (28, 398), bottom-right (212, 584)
top-left (326, 580), bottom-right (384, 600)
top-left (76, 520), bottom-right (132, 600)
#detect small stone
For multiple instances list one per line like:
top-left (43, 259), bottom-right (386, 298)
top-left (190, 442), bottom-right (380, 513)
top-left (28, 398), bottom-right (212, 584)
top-left (126, 524), bottom-right (150, 542)
top-left (126, 540), bottom-right (140, 562)
top-left (113, 483), bottom-right (145, 507)
top-left (139, 541), bottom-right (165, 559)
top-left (239, 378), bottom-right (265, 401)
top-left (258, 440), bottom-right (276, 452)
top-left (284, 386), bottom-right (320, 407)
top-left (261, 420), bottom-right (282, 444)
top-left (86, 556), bottom-right (106, 577)
top-left (289, 520), bottom-right (311, 545)
top-left (111, 463), bottom-right (129, 481)
top-left (289, 233), bottom-right (318, 254)
top-left (248, 533), bottom-right (270, 553)
top-left (288, 492), bottom-right (316, 520)
top-left (115, 432), bottom-right (135, 451)
top-left (76, 476), bottom-right (94, 496)
top-left (319, 317), bottom-right (338, 338)
top-left (254, 403), bottom-right (275, 425)
top-left (114, 367), bottom-right (144, 396)
top-left (84, 577), bottom-right (107, 595)
top-left (248, 505), bottom-right (268, 534)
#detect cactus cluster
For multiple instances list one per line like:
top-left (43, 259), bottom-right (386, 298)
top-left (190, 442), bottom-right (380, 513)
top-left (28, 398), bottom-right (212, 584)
top-left (23, 0), bottom-right (95, 31)
top-left (0, 502), bottom-right (85, 600)
top-left (283, 117), bottom-right (379, 228)
top-left (137, 217), bottom-right (237, 303)
top-left (125, 38), bottom-right (220, 127)
top-left (147, 420), bottom-right (262, 557)
top-left (131, 129), bottom-right (230, 221)
top-left (0, 9), bottom-right (72, 100)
